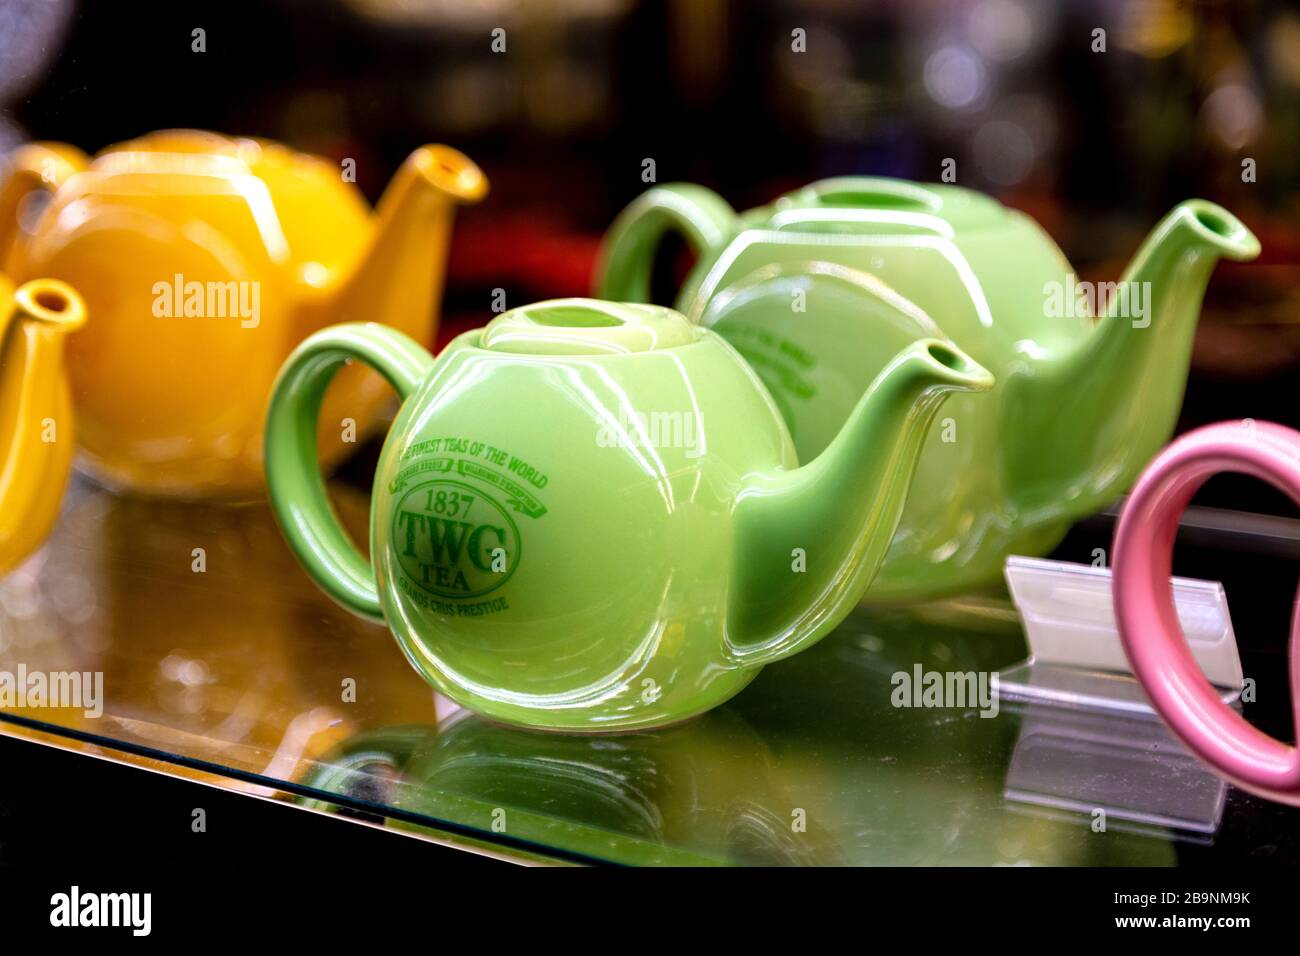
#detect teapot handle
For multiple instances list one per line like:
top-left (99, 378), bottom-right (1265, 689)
top-left (594, 184), bottom-right (737, 302)
top-left (0, 142), bottom-right (88, 265)
top-left (1112, 420), bottom-right (1300, 804)
top-left (265, 323), bottom-right (433, 624)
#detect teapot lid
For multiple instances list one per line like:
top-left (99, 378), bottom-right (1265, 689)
top-left (479, 299), bottom-right (698, 355)
top-left (766, 177), bottom-right (1007, 233)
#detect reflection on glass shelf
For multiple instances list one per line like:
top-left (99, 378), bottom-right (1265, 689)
top-left (0, 479), bottom-right (1256, 865)
top-left (1003, 702), bottom-right (1227, 840)
top-left (998, 661), bottom-right (1240, 714)
top-left (299, 710), bottom-right (826, 866)
top-left (0, 478), bottom-right (434, 773)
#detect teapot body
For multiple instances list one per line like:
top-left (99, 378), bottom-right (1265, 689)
top-left (368, 326), bottom-right (795, 731)
top-left (696, 186), bottom-right (1075, 598)
top-left (600, 177), bottom-right (1256, 599)
top-left (267, 300), bottom-right (988, 731)
top-left (2, 130), bottom-right (483, 497)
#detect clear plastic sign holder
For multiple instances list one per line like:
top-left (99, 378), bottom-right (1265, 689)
top-left (998, 556), bottom-right (1243, 837)
top-left (1000, 555), bottom-right (1242, 713)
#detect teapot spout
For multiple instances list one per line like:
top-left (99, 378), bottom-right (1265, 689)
top-left (1006, 200), bottom-right (1259, 515)
top-left (325, 144), bottom-right (487, 336)
top-left (0, 278), bottom-right (86, 573)
top-left (726, 340), bottom-right (993, 665)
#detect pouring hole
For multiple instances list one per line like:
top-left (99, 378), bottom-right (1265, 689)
top-left (34, 289), bottom-right (68, 313)
top-left (926, 342), bottom-right (966, 372)
top-left (1195, 208), bottom-right (1235, 237)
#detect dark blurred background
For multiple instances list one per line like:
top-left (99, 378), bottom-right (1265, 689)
top-left (2, 0), bottom-right (1299, 497)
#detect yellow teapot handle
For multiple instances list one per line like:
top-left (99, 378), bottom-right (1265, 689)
top-left (0, 142), bottom-right (89, 268)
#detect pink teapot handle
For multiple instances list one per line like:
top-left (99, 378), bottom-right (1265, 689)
top-left (1112, 420), bottom-right (1300, 805)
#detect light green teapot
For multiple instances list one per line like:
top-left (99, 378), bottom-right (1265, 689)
top-left (264, 298), bottom-right (991, 731)
top-left (596, 178), bottom-right (1260, 599)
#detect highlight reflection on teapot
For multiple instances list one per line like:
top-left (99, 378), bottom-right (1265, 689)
top-left (597, 177), bottom-right (1259, 600)
top-left (0, 129), bottom-right (487, 497)
top-left (265, 298), bottom-right (992, 731)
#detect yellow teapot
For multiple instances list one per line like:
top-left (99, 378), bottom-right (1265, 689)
top-left (0, 274), bottom-right (85, 573)
top-left (0, 130), bottom-right (486, 497)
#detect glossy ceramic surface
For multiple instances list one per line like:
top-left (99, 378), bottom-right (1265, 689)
top-left (0, 129), bottom-right (486, 497)
top-left (596, 177), bottom-right (1260, 599)
top-left (0, 275), bottom-right (85, 573)
top-left (263, 298), bottom-right (991, 730)
top-left (1113, 420), bottom-right (1300, 806)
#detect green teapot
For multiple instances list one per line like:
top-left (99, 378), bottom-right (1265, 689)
top-left (264, 298), bottom-right (991, 731)
top-left (596, 178), bottom-right (1260, 599)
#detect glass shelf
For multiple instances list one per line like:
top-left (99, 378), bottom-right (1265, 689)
top-left (2, 477), bottom-right (1298, 865)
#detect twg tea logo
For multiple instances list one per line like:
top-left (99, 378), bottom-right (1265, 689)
top-left (393, 479), bottom-right (520, 598)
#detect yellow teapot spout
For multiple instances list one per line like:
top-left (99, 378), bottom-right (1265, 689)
top-left (325, 145), bottom-right (487, 330)
top-left (297, 145), bottom-right (487, 492)
top-left (0, 277), bottom-right (86, 574)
